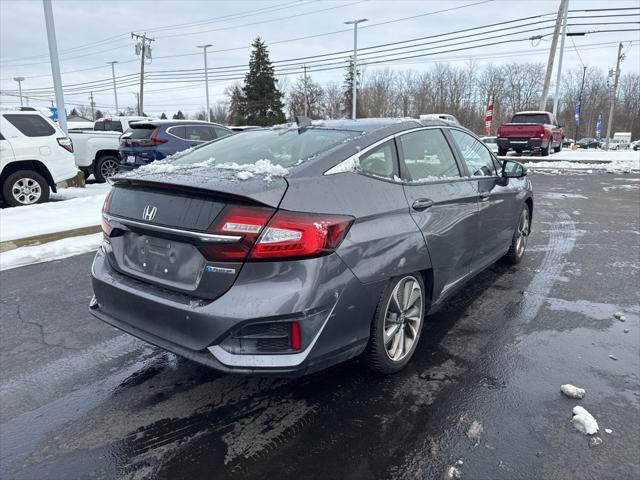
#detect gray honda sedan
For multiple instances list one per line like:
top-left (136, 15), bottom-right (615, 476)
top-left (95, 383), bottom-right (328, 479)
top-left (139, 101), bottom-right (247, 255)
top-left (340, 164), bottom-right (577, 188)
top-left (90, 118), bottom-right (532, 376)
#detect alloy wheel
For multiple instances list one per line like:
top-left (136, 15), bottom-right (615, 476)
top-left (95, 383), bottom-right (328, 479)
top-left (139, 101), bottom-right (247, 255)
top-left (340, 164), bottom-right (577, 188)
top-left (383, 276), bottom-right (423, 362)
top-left (515, 209), bottom-right (530, 257)
top-left (100, 158), bottom-right (119, 179)
top-left (11, 177), bottom-right (41, 205)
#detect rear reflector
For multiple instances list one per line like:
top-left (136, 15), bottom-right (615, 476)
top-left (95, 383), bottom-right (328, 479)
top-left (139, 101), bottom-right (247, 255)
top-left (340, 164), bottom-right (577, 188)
top-left (290, 321), bottom-right (301, 350)
top-left (200, 206), bottom-right (353, 262)
top-left (101, 189), bottom-right (114, 235)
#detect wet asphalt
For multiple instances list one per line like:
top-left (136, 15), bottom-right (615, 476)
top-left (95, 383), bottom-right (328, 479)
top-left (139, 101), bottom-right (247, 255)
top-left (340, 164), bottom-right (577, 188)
top-left (1, 173), bottom-right (639, 480)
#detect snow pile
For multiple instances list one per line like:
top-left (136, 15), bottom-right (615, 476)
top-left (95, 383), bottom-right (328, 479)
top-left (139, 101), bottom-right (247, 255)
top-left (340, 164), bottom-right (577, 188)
top-left (0, 233), bottom-right (102, 271)
top-left (127, 158), bottom-right (216, 176)
top-left (571, 406), bottom-right (599, 435)
top-left (214, 159), bottom-right (289, 181)
top-left (0, 193), bottom-right (106, 242)
top-left (50, 183), bottom-right (110, 201)
top-left (522, 149), bottom-right (640, 173)
top-left (561, 384), bottom-right (586, 399)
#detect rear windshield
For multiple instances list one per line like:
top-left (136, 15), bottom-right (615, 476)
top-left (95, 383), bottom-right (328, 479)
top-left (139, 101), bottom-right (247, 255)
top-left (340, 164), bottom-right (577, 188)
top-left (95, 120), bottom-right (123, 132)
top-left (3, 114), bottom-right (56, 137)
top-left (172, 128), bottom-right (359, 168)
top-left (124, 125), bottom-right (156, 139)
top-left (511, 114), bottom-right (550, 124)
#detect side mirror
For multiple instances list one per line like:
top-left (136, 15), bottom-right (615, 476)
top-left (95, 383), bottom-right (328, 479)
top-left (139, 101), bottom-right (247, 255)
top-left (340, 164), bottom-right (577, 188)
top-left (502, 159), bottom-right (527, 179)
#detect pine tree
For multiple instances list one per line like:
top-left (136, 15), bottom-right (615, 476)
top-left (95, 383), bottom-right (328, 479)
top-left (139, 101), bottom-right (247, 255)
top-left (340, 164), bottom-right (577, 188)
top-left (242, 37), bottom-right (285, 126)
top-left (69, 107), bottom-right (79, 117)
top-left (160, 112), bottom-right (167, 119)
top-left (341, 57), bottom-right (361, 118)
top-left (227, 84), bottom-right (245, 125)
top-left (172, 110), bottom-right (185, 120)
top-left (95, 110), bottom-right (103, 120)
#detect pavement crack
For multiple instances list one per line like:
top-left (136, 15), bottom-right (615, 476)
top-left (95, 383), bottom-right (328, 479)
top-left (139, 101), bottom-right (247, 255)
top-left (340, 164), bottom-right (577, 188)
top-left (13, 301), bottom-right (79, 352)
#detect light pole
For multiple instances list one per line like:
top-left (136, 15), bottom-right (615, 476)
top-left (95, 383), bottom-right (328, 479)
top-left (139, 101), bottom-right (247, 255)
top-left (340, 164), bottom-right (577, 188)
top-left (552, 0), bottom-right (569, 117)
top-left (197, 44), bottom-right (212, 122)
top-left (13, 77), bottom-right (25, 107)
top-left (107, 61), bottom-right (119, 114)
top-left (344, 18), bottom-right (367, 120)
top-left (42, 0), bottom-right (67, 134)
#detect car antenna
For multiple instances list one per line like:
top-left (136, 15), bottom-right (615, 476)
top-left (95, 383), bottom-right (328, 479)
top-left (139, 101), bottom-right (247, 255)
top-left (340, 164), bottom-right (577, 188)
top-left (295, 115), bottom-right (312, 132)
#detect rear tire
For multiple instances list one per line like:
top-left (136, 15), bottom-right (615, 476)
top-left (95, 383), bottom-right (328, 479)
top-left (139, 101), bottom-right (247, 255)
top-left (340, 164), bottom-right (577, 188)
top-left (498, 147), bottom-right (508, 156)
top-left (94, 155), bottom-right (119, 183)
top-left (541, 145), bottom-right (550, 156)
top-left (2, 170), bottom-right (50, 207)
top-left (365, 274), bottom-right (426, 374)
top-left (553, 143), bottom-right (562, 153)
top-left (503, 207), bottom-right (530, 264)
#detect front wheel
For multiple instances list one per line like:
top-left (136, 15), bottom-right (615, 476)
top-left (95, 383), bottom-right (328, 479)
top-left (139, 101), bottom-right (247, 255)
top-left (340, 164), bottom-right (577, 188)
top-left (365, 274), bottom-right (426, 374)
top-left (553, 143), bottom-right (562, 153)
top-left (541, 145), bottom-right (550, 156)
top-left (503, 207), bottom-right (530, 264)
top-left (94, 155), bottom-right (119, 183)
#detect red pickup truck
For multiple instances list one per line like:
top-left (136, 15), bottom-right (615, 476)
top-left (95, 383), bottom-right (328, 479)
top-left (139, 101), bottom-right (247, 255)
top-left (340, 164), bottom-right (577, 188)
top-left (497, 111), bottom-right (564, 157)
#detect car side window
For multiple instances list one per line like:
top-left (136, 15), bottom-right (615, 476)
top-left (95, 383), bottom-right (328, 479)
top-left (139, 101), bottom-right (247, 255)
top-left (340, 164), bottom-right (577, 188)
top-left (358, 140), bottom-right (397, 179)
top-left (214, 126), bottom-right (232, 139)
top-left (168, 126), bottom-right (186, 139)
top-left (450, 129), bottom-right (497, 177)
top-left (398, 129), bottom-right (460, 181)
top-left (3, 114), bottom-right (56, 137)
top-left (185, 125), bottom-right (215, 142)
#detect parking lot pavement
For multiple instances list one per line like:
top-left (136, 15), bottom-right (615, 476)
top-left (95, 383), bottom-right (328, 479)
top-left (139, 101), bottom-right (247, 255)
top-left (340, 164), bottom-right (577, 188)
top-left (1, 173), bottom-right (638, 480)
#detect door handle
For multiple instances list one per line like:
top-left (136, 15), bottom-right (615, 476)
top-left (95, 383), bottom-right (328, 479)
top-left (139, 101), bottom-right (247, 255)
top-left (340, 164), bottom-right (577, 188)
top-left (479, 192), bottom-right (490, 201)
top-left (412, 198), bottom-right (434, 211)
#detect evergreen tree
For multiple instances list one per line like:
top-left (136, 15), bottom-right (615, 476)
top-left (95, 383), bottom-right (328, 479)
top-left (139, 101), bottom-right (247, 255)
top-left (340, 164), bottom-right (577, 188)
top-left (94, 110), bottom-right (103, 119)
top-left (172, 110), bottom-right (185, 120)
top-left (341, 57), bottom-right (361, 118)
top-left (69, 107), bottom-right (79, 117)
top-left (227, 84), bottom-right (245, 125)
top-left (242, 37), bottom-right (285, 126)
top-left (160, 112), bottom-right (167, 119)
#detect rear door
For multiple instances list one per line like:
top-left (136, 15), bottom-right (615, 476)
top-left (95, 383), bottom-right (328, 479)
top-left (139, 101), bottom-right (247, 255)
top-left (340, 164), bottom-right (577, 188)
top-left (449, 128), bottom-right (520, 269)
top-left (0, 127), bottom-right (17, 170)
top-left (397, 127), bottom-right (479, 300)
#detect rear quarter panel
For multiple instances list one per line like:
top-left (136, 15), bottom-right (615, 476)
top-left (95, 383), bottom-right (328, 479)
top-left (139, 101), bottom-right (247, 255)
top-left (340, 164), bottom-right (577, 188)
top-left (280, 173), bottom-right (431, 285)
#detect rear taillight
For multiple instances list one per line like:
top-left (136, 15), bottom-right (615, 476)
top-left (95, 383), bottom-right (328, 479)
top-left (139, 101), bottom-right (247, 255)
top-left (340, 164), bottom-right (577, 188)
top-left (57, 137), bottom-right (73, 153)
top-left (136, 129), bottom-right (167, 147)
top-left (101, 190), bottom-right (114, 235)
top-left (251, 211), bottom-right (353, 260)
top-left (199, 206), bottom-right (353, 262)
top-left (200, 205), bottom-right (275, 261)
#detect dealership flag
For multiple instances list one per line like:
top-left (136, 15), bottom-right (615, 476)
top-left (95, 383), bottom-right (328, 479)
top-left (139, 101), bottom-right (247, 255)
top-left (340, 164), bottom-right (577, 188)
top-left (484, 102), bottom-right (494, 135)
top-left (595, 112), bottom-right (603, 139)
top-left (574, 96), bottom-right (582, 127)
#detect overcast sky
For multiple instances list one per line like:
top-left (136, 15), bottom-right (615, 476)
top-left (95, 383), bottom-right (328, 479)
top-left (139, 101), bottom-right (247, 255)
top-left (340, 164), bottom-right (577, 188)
top-left (1, 0), bottom-right (638, 117)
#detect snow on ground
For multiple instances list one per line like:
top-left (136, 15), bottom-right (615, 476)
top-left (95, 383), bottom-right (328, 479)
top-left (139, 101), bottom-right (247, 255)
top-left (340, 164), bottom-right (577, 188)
top-left (0, 188), bottom-right (108, 242)
top-left (519, 149), bottom-right (640, 173)
top-left (50, 183), bottom-right (110, 201)
top-left (561, 384), bottom-right (586, 399)
top-left (0, 233), bottom-right (102, 271)
top-left (571, 406), bottom-right (599, 435)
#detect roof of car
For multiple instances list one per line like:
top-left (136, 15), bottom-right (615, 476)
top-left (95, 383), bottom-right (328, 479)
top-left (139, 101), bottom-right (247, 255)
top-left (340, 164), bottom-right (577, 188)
top-left (273, 117), bottom-right (449, 133)
top-left (130, 119), bottom-right (227, 127)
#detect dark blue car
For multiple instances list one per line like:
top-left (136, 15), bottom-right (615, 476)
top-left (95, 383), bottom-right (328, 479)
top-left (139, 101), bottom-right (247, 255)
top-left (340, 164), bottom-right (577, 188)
top-left (118, 120), bottom-right (233, 169)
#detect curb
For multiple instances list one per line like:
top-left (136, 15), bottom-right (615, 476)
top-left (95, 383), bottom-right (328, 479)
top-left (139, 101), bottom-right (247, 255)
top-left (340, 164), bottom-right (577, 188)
top-left (0, 225), bottom-right (102, 253)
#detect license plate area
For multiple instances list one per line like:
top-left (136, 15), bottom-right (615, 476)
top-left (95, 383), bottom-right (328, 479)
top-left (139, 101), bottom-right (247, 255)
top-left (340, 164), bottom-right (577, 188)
top-left (111, 232), bottom-right (206, 290)
top-left (126, 155), bottom-right (136, 164)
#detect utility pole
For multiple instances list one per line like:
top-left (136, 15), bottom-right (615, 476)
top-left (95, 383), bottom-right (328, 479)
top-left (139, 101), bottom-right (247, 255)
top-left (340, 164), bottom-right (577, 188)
top-left (134, 92), bottom-right (140, 115)
top-left (302, 64), bottom-right (308, 117)
top-left (604, 42), bottom-right (624, 150)
top-left (552, 0), bottom-right (569, 116)
top-left (89, 91), bottom-right (95, 121)
top-left (42, 0), bottom-right (68, 133)
top-left (539, 0), bottom-right (567, 111)
top-left (13, 77), bottom-right (25, 107)
top-left (344, 18), bottom-right (368, 120)
top-left (197, 44), bottom-right (212, 122)
top-left (107, 61), bottom-right (119, 114)
top-left (574, 65), bottom-right (587, 142)
top-left (131, 32), bottom-right (154, 116)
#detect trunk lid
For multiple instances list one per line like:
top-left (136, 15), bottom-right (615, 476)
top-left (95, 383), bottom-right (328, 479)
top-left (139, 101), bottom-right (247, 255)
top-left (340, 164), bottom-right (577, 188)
top-left (498, 124), bottom-right (545, 138)
top-left (104, 171), bottom-right (288, 299)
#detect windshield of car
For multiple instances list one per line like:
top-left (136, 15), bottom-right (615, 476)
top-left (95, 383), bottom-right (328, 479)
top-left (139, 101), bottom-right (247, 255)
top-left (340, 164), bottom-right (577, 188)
top-left (511, 114), bottom-right (550, 124)
top-left (171, 128), bottom-right (359, 168)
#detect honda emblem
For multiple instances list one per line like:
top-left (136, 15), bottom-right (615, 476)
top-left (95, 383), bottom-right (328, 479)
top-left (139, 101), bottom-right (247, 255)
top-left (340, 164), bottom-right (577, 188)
top-left (142, 205), bottom-right (157, 221)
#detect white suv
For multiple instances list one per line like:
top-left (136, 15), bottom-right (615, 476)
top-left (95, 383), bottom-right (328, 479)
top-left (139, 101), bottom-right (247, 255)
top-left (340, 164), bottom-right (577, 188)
top-left (0, 109), bottom-right (77, 207)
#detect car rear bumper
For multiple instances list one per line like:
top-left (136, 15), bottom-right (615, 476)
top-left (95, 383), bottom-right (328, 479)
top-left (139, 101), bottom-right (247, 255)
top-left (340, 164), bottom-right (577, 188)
top-left (497, 138), bottom-right (546, 151)
top-left (90, 248), bottom-right (380, 375)
top-left (49, 150), bottom-right (79, 184)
